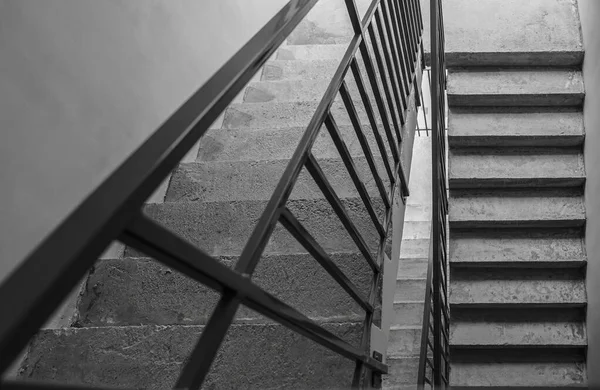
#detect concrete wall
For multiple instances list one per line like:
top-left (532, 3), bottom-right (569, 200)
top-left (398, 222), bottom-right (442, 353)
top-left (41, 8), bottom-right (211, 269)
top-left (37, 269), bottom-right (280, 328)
top-left (578, 0), bottom-right (600, 385)
top-left (0, 0), bottom-right (288, 285)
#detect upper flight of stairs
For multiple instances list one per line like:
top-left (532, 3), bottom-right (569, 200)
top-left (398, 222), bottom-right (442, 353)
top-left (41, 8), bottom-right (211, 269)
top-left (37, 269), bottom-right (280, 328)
top-left (15, 1), bottom-right (418, 385)
top-left (447, 56), bottom-right (588, 387)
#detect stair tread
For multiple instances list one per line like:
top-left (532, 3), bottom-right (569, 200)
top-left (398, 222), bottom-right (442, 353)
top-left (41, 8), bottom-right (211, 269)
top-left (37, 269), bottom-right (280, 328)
top-left (79, 254), bottom-right (371, 327)
top-left (383, 357), bottom-right (420, 387)
top-left (450, 361), bottom-right (586, 387)
top-left (276, 44), bottom-right (348, 61)
top-left (450, 229), bottom-right (586, 268)
top-left (449, 151), bottom-right (585, 188)
top-left (263, 59), bottom-right (340, 81)
top-left (448, 109), bottom-right (584, 147)
top-left (447, 69), bottom-right (584, 106)
top-left (388, 327), bottom-right (422, 358)
top-left (20, 323), bottom-right (359, 389)
top-left (449, 191), bottom-right (585, 228)
top-left (450, 269), bottom-right (586, 307)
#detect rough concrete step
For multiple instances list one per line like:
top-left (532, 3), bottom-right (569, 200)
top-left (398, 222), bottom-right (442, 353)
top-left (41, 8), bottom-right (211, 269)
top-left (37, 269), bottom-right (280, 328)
top-left (19, 323), bottom-right (360, 389)
top-left (383, 357), bottom-right (419, 388)
top-left (448, 109), bottom-right (585, 147)
top-left (449, 190), bottom-right (585, 229)
top-left (449, 150), bottom-right (585, 189)
top-left (78, 253), bottom-right (371, 327)
top-left (399, 239), bottom-right (429, 259)
top-left (450, 361), bottom-right (586, 387)
top-left (243, 79), bottom-right (359, 103)
top-left (450, 309), bottom-right (586, 348)
top-left (131, 197), bottom-right (384, 258)
top-left (401, 221), bottom-right (430, 240)
top-left (276, 44), bottom-right (348, 61)
top-left (198, 125), bottom-right (392, 162)
top-left (393, 302), bottom-right (424, 327)
top-left (388, 326), bottom-right (421, 358)
top-left (449, 268), bottom-right (586, 308)
top-left (166, 158), bottom-right (387, 203)
top-left (447, 69), bottom-right (584, 107)
top-left (449, 229), bottom-right (587, 268)
top-left (262, 59), bottom-right (340, 81)
top-left (397, 257), bottom-right (428, 279)
top-left (394, 279), bottom-right (426, 302)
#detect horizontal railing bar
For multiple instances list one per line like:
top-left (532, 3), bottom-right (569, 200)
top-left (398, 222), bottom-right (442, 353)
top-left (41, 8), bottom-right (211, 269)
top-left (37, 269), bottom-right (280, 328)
top-left (339, 81), bottom-right (391, 209)
top-left (349, 59), bottom-right (395, 184)
top-left (0, 0), bottom-right (322, 376)
top-left (120, 213), bottom-right (388, 374)
top-left (279, 206), bottom-right (373, 313)
top-left (325, 114), bottom-right (387, 239)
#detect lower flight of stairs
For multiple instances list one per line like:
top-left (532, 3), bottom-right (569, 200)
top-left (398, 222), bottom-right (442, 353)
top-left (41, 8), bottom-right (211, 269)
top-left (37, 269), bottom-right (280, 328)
top-left (16, 41), bottom-right (400, 389)
top-left (447, 65), bottom-right (588, 387)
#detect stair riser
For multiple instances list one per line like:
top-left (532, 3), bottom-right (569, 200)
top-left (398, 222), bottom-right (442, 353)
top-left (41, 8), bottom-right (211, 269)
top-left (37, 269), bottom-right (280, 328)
top-left (448, 94), bottom-right (584, 107)
top-left (449, 177), bottom-right (585, 189)
top-left (449, 135), bottom-right (585, 148)
top-left (388, 328), bottom-right (421, 358)
top-left (21, 324), bottom-right (360, 390)
top-left (394, 279), bottom-right (426, 302)
top-left (393, 303), bottom-right (424, 327)
top-left (78, 255), bottom-right (371, 327)
top-left (167, 158), bottom-right (389, 203)
top-left (383, 358), bottom-right (420, 387)
top-left (276, 45), bottom-right (347, 61)
top-left (126, 198), bottom-right (387, 258)
top-left (198, 125), bottom-right (393, 163)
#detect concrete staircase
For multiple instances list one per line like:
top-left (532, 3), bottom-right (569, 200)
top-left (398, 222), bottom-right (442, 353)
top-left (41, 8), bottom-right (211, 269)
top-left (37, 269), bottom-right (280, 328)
top-left (15, 2), bottom-right (423, 387)
top-left (446, 26), bottom-right (588, 390)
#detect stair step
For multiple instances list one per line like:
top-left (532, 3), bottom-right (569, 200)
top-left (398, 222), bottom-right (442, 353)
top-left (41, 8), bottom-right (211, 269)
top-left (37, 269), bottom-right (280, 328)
top-left (388, 327), bottom-right (421, 358)
top-left (244, 79), bottom-right (358, 103)
top-left (449, 269), bottom-right (586, 308)
top-left (449, 190), bottom-right (585, 229)
top-left (448, 109), bottom-right (585, 147)
top-left (450, 229), bottom-right (586, 268)
top-left (397, 257), bottom-right (428, 279)
top-left (130, 198), bottom-right (384, 258)
top-left (400, 239), bottom-right (429, 259)
top-left (447, 69), bottom-right (584, 106)
top-left (393, 302), bottom-right (424, 327)
top-left (402, 221), bottom-right (431, 240)
top-left (394, 279), bottom-right (426, 302)
top-left (198, 124), bottom-right (392, 162)
top-left (450, 361), bottom-right (586, 387)
top-left (79, 254), bottom-right (371, 327)
top-left (383, 357), bottom-right (419, 387)
top-left (19, 323), bottom-right (359, 389)
top-left (167, 158), bottom-right (386, 203)
top-left (263, 59), bottom-right (340, 81)
top-left (276, 44), bottom-right (348, 61)
top-left (450, 309), bottom-right (586, 348)
top-left (449, 150), bottom-right (585, 189)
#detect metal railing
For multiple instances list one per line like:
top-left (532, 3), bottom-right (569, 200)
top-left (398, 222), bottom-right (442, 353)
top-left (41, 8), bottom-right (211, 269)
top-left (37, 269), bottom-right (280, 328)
top-left (417, 0), bottom-right (449, 388)
top-left (0, 0), bottom-right (424, 388)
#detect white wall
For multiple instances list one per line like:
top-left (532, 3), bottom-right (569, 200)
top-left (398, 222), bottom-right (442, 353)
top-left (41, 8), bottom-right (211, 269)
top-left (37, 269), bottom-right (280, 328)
top-left (0, 0), bottom-right (289, 285)
top-left (578, 0), bottom-right (600, 385)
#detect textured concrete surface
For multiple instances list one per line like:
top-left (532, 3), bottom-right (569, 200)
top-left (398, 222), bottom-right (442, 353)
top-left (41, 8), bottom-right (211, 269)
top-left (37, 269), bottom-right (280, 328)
top-left (244, 79), bottom-right (361, 103)
top-left (450, 361), bottom-right (586, 387)
top-left (383, 357), bottom-right (420, 387)
top-left (450, 269), bottom-right (586, 307)
top-left (393, 302), bottom-right (424, 327)
top-left (421, 0), bottom-right (583, 66)
top-left (388, 327), bottom-right (421, 358)
top-left (448, 109), bottom-right (585, 147)
top-left (447, 69), bottom-right (585, 106)
top-left (167, 158), bottom-right (387, 202)
top-left (450, 229), bottom-right (587, 268)
top-left (78, 253), bottom-right (371, 327)
top-left (399, 239), bottom-right (429, 259)
top-left (397, 257), bottom-right (428, 279)
top-left (134, 198), bottom-right (385, 258)
top-left (449, 190), bottom-right (586, 228)
top-left (451, 318), bottom-right (586, 347)
top-left (19, 323), bottom-right (360, 389)
top-left (394, 279), bottom-right (426, 302)
top-left (449, 150), bottom-right (585, 188)
top-left (277, 44), bottom-right (348, 61)
top-left (263, 59), bottom-right (340, 81)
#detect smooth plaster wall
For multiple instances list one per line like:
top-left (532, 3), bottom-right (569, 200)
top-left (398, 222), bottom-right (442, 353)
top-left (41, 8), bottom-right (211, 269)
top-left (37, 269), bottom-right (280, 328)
top-left (0, 0), bottom-right (288, 285)
top-left (578, 0), bottom-right (600, 385)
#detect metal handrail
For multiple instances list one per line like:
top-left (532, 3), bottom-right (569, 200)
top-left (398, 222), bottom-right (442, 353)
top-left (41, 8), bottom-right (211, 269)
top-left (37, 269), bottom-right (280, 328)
top-left (0, 0), bottom-right (424, 388)
top-left (417, 0), bottom-right (448, 388)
